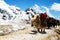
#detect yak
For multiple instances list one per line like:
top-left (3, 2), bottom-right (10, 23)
top-left (30, 12), bottom-right (47, 33)
top-left (47, 17), bottom-right (60, 29)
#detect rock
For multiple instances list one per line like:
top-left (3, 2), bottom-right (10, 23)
top-left (54, 29), bottom-right (60, 34)
top-left (0, 25), bottom-right (13, 35)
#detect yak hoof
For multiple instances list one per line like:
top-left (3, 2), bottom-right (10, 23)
top-left (42, 31), bottom-right (46, 34)
top-left (39, 31), bottom-right (46, 34)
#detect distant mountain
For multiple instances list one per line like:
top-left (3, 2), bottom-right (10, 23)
top-left (25, 4), bottom-right (55, 18)
top-left (0, 0), bottom-right (21, 21)
top-left (0, 0), bottom-right (56, 30)
top-left (0, 0), bottom-right (55, 23)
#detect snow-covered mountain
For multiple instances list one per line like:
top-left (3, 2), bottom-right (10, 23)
top-left (25, 4), bottom-right (54, 18)
top-left (0, 0), bottom-right (23, 23)
top-left (0, 0), bottom-right (31, 30)
top-left (0, 0), bottom-right (31, 21)
top-left (0, 0), bottom-right (21, 30)
top-left (0, 0), bottom-right (54, 22)
top-left (0, 0), bottom-right (55, 30)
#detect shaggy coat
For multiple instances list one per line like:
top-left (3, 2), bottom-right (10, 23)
top-left (31, 13), bottom-right (47, 32)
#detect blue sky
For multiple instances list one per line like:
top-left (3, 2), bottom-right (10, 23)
top-left (4, 0), bottom-right (60, 10)
top-left (4, 0), bottom-right (60, 20)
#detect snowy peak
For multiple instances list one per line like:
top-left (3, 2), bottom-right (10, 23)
top-left (30, 4), bottom-right (54, 18)
top-left (25, 4), bottom-right (44, 15)
top-left (32, 4), bottom-right (43, 13)
top-left (9, 5), bottom-right (20, 11)
top-left (9, 5), bottom-right (21, 15)
top-left (0, 0), bottom-right (9, 9)
top-left (0, 0), bottom-right (55, 22)
top-left (0, 0), bottom-right (21, 21)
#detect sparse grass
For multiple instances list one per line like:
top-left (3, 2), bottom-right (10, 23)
top-left (0, 25), bottom-right (59, 40)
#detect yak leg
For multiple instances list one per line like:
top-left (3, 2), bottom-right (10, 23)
top-left (37, 28), bottom-right (40, 32)
top-left (43, 28), bottom-right (46, 34)
top-left (48, 25), bottom-right (51, 29)
top-left (43, 28), bottom-right (45, 32)
top-left (31, 22), bottom-right (34, 27)
top-left (31, 23), bottom-right (33, 27)
top-left (41, 29), bottom-right (43, 32)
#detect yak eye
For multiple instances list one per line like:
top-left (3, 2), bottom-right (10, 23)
top-left (3, 15), bottom-right (6, 17)
top-left (26, 12), bottom-right (29, 14)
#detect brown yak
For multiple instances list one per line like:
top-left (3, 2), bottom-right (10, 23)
top-left (31, 13), bottom-right (47, 33)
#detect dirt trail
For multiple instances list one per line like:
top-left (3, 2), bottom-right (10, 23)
top-left (0, 24), bottom-right (60, 40)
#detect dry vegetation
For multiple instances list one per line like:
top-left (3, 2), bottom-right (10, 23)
top-left (0, 25), bottom-right (13, 35)
top-left (0, 24), bottom-right (59, 40)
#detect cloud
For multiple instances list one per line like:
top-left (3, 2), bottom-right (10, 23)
top-left (51, 3), bottom-right (60, 11)
top-left (42, 6), bottom-right (55, 18)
